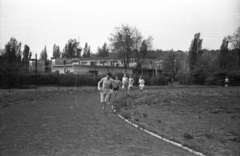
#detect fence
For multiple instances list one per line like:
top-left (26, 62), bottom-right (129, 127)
top-left (0, 70), bottom-right (170, 93)
top-left (0, 71), bottom-right (102, 93)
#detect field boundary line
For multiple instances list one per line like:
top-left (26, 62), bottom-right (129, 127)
top-left (112, 108), bottom-right (206, 156)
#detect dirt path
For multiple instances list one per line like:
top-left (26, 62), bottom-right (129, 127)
top-left (0, 92), bottom-right (196, 156)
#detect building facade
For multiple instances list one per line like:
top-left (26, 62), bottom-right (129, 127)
top-left (51, 57), bottom-right (162, 76)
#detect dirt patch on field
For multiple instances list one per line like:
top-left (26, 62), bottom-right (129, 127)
top-left (113, 87), bottom-right (240, 156)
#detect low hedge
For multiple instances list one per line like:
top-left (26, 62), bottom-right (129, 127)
top-left (0, 72), bottom-right (169, 88)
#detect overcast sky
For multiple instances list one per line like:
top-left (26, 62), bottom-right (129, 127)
top-left (0, 0), bottom-right (239, 58)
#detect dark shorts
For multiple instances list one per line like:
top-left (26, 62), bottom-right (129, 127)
top-left (113, 86), bottom-right (119, 91)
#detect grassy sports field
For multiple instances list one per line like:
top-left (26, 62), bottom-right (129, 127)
top-left (0, 88), bottom-right (196, 156)
top-left (113, 86), bottom-right (240, 156)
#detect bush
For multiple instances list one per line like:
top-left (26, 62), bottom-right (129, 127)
top-left (179, 74), bottom-right (192, 85)
top-left (0, 72), bottom-right (104, 88)
top-left (121, 111), bottom-right (131, 119)
top-left (181, 69), bottom-right (240, 86)
top-left (204, 76), bottom-right (222, 86)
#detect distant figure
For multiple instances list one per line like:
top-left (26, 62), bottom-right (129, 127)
top-left (122, 74), bottom-right (128, 95)
top-left (225, 76), bottom-right (229, 87)
top-left (128, 75), bottom-right (134, 95)
top-left (138, 76), bottom-right (145, 94)
top-left (170, 77), bottom-right (173, 87)
top-left (168, 77), bottom-right (171, 85)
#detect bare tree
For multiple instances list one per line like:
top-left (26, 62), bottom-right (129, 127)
top-left (163, 51), bottom-right (181, 79)
top-left (109, 24), bottom-right (153, 73)
top-left (109, 24), bottom-right (134, 73)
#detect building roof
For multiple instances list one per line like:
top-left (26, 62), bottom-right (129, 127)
top-left (53, 56), bottom-right (157, 65)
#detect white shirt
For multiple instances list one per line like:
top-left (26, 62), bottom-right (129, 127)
top-left (129, 78), bottom-right (134, 85)
top-left (98, 77), bottom-right (114, 90)
top-left (122, 77), bottom-right (128, 84)
top-left (139, 79), bottom-right (145, 85)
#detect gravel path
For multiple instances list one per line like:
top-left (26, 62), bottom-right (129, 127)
top-left (0, 92), bottom-right (195, 156)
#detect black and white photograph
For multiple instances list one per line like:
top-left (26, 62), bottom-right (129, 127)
top-left (0, 0), bottom-right (240, 155)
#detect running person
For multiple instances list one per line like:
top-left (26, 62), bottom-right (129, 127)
top-left (112, 76), bottom-right (122, 98)
top-left (127, 75), bottom-right (134, 95)
top-left (138, 76), bottom-right (145, 94)
top-left (98, 73), bottom-right (114, 113)
top-left (122, 74), bottom-right (128, 95)
top-left (225, 76), bottom-right (229, 87)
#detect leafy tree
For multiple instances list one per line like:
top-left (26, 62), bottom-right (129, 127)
top-left (62, 39), bottom-right (81, 58)
top-left (0, 48), bottom-right (4, 56)
top-left (109, 24), bottom-right (134, 72)
top-left (192, 49), bottom-right (217, 85)
top-left (0, 38), bottom-right (23, 74)
top-left (4, 38), bottom-right (21, 64)
top-left (22, 45), bottom-right (30, 61)
top-left (163, 51), bottom-right (181, 80)
top-left (87, 46), bottom-right (91, 57)
top-left (218, 38), bottom-right (229, 70)
top-left (218, 37), bottom-right (238, 70)
top-left (132, 27), bottom-right (153, 72)
top-left (109, 24), bottom-right (153, 73)
top-left (22, 44), bottom-right (31, 71)
top-left (53, 44), bottom-right (61, 59)
top-left (82, 42), bottom-right (91, 58)
top-left (188, 33), bottom-right (203, 74)
top-left (136, 37), bottom-right (153, 72)
top-left (16, 42), bottom-right (22, 58)
top-left (227, 27), bottom-right (240, 68)
top-left (40, 46), bottom-right (48, 61)
top-left (97, 42), bottom-right (109, 57)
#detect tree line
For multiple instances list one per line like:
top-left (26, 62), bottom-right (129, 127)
top-left (52, 39), bottom-right (109, 59)
top-left (187, 27), bottom-right (240, 85)
top-left (1, 24), bottom-right (239, 85)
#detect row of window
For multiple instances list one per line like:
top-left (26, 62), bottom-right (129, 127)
top-left (80, 59), bottom-right (151, 66)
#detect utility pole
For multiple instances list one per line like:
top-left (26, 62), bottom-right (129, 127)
top-left (78, 72), bottom-right (79, 90)
top-left (63, 60), bottom-right (66, 74)
top-left (58, 71), bottom-right (60, 91)
top-left (8, 69), bottom-right (10, 93)
top-left (35, 54), bottom-right (37, 91)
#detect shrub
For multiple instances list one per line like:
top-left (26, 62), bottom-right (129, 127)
top-left (121, 111), bottom-right (131, 119)
top-left (142, 113), bottom-right (148, 118)
top-left (183, 133), bottom-right (194, 140)
top-left (179, 74), bottom-right (192, 85)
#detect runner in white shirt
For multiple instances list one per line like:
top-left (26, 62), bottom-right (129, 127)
top-left (138, 76), bottom-right (145, 94)
top-left (122, 74), bottom-right (128, 95)
top-left (98, 73), bottom-right (114, 113)
top-left (127, 75), bottom-right (134, 95)
top-left (225, 76), bottom-right (229, 87)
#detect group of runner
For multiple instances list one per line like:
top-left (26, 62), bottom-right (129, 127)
top-left (98, 73), bottom-right (145, 113)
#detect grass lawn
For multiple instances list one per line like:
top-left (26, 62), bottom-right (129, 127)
top-left (0, 88), bottom-right (196, 156)
top-left (113, 87), bottom-right (240, 156)
top-left (0, 87), bottom-right (95, 107)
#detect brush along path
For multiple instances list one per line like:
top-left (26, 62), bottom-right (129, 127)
top-left (0, 91), bottom-right (195, 156)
